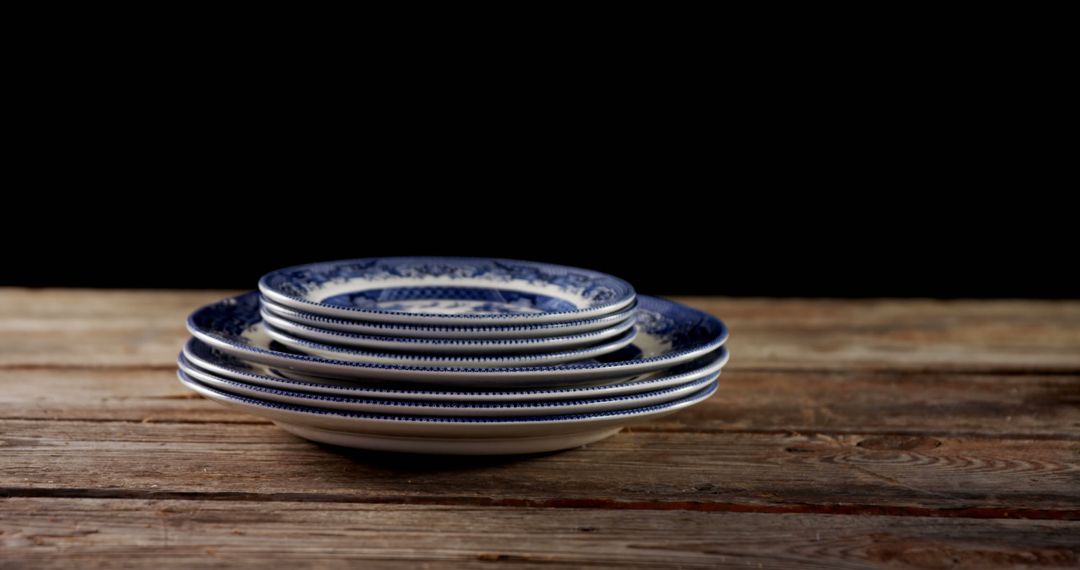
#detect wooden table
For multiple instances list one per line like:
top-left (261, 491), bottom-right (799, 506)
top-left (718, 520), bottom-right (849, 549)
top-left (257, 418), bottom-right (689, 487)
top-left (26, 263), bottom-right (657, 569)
top-left (2, 289), bottom-right (1078, 569)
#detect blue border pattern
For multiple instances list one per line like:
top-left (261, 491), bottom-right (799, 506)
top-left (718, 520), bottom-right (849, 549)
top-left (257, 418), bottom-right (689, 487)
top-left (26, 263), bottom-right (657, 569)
top-left (259, 257), bottom-right (635, 321)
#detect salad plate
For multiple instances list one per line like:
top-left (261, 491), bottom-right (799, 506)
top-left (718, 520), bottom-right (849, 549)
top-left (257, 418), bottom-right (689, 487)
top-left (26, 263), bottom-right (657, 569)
top-left (261, 317), bottom-right (636, 365)
top-left (186, 293), bottom-right (729, 387)
top-left (182, 337), bottom-right (730, 402)
top-left (258, 257), bottom-right (636, 325)
top-left (179, 356), bottom-right (722, 417)
top-left (260, 297), bottom-right (637, 339)
top-left (176, 369), bottom-right (720, 454)
top-left (259, 307), bottom-right (637, 354)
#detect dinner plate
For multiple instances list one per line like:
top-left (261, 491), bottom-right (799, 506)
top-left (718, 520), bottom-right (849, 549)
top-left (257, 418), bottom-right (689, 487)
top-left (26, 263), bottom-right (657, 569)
top-left (260, 297), bottom-right (638, 339)
top-left (261, 320), bottom-right (637, 367)
top-left (182, 337), bottom-right (730, 402)
top-left (259, 257), bottom-right (636, 325)
top-left (187, 293), bottom-right (727, 387)
top-left (179, 356), bottom-right (722, 417)
top-left (176, 369), bottom-right (720, 454)
top-left (259, 307), bottom-right (637, 355)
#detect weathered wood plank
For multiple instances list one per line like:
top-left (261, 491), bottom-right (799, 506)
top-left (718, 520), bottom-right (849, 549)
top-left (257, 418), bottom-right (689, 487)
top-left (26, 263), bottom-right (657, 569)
top-left (0, 289), bottom-right (232, 368)
top-left (0, 288), bottom-right (234, 320)
top-left (4, 368), bottom-right (1078, 439)
top-left (650, 369), bottom-right (1080, 438)
top-left (2, 420), bottom-right (1077, 516)
top-left (2, 498), bottom-right (1077, 569)
top-left (0, 369), bottom-right (256, 424)
top-left (2, 289), bottom-right (1079, 372)
top-left (682, 296), bottom-right (1080, 372)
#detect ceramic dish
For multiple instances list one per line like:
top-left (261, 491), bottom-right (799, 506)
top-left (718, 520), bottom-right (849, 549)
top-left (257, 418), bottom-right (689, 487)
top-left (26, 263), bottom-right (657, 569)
top-left (261, 318), bottom-right (637, 366)
top-left (258, 257), bottom-right (636, 325)
top-left (177, 369), bottom-right (719, 454)
top-left (179, 355), bottom-right (721, 417)
top-left (260, 306), bottom-right (636, 354)
top-left (260, 297), bottom-right (637, 339)
top-left (259, 307), bottom-right (637, 355)
top-left (182, 337), bottom-right (730, 402)
top-left (186, 293), bottom-right (728, 387)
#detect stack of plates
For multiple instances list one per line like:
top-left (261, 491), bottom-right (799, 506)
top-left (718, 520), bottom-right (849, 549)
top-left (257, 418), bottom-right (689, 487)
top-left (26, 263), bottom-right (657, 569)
top-left (178, 257), bottom-right (729, 454)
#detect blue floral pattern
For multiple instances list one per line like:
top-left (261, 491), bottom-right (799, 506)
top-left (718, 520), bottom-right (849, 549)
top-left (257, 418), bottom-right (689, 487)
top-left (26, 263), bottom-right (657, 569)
top-left (321, 287), bottom-right (579, 314)
top-left (261, 257), bottom-right (634, 317)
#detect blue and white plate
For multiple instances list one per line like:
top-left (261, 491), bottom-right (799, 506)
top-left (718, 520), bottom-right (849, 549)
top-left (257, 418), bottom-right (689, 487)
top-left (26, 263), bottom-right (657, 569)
top-left (262, 314), bottom-right (637, 364)
top-left (260, 297), bottom-right (638, 339)
top-left (176, 368), bottom-right (719, 454)
top-left (182, 336), bottom-right (729, 402)
top-left (262, 323), bottom-right (637, 368)
top-left (179, 355), bottom-right (721, 417)
top-left (260, 307), bottom-right (637, 355)
top-left (187, 293), bottom-right (728, 388)
top-left (259, 257), bottom-right (636, 326)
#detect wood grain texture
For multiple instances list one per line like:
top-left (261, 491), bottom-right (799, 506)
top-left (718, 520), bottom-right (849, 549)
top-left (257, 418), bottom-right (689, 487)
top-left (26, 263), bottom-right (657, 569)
top-left (0, 289), bottom-right (232, 368)
top-left (653, 369), bottom-right (1080, 439)
top-left (3, 420), bottom-right (1078, 517)
top-left (0, 369), bottom-right (252, 424)
top-left (684, 296), bottom-right (1080, 373)
top-left (3, 498), bottom-right (1078, 570)
top-left (2, 288), bottom-right (1079, 568)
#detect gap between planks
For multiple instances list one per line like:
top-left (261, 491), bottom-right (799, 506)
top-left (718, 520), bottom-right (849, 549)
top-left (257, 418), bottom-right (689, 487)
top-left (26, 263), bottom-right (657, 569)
top-left (2, 487), bottom-right (1078, 521)
top-left (4, 416), bottom-right (1080, 442)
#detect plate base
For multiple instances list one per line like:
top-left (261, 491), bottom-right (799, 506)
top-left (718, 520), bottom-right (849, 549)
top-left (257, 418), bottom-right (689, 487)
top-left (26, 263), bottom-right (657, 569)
top-left (273, 421), bottom-right (624, 455)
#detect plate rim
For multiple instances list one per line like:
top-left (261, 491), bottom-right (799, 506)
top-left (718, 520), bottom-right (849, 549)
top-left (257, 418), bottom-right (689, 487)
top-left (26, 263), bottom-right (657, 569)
top-left (186, 293), bottom-right (729, 383)
top-left (260, 296), bottom-right (638, 338)
top-left (182, 337), bottom-right (730, 401)
top-left (258, 256), bottom-right (637, 325)
top-left (259, 305), bottom-right (638, 348)
top-left (179, 355), bottom-right (722, 412)
top-left (261, 320), bottom-right (638, 366)
top-left (177, 367), bottom-right (720, 426)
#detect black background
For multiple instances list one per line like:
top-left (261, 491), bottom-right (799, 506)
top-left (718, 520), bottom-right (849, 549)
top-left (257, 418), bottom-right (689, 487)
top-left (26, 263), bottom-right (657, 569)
top-left (5, 52), bottom-right (1072, 298)
top-left (3, 192), bottom-right (1072, 298)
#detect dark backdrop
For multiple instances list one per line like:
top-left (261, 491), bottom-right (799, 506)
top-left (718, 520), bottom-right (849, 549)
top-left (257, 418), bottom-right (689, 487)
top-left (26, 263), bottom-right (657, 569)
top-left (6, 57), bottom-right (1071, 298)
top-left (3, 196), bottom-right (1073, 298)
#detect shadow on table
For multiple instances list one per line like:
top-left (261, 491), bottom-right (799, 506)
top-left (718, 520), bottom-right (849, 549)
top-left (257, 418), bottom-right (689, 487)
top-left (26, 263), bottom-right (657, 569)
top-left (309, 441), bottom-right (563, 472)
